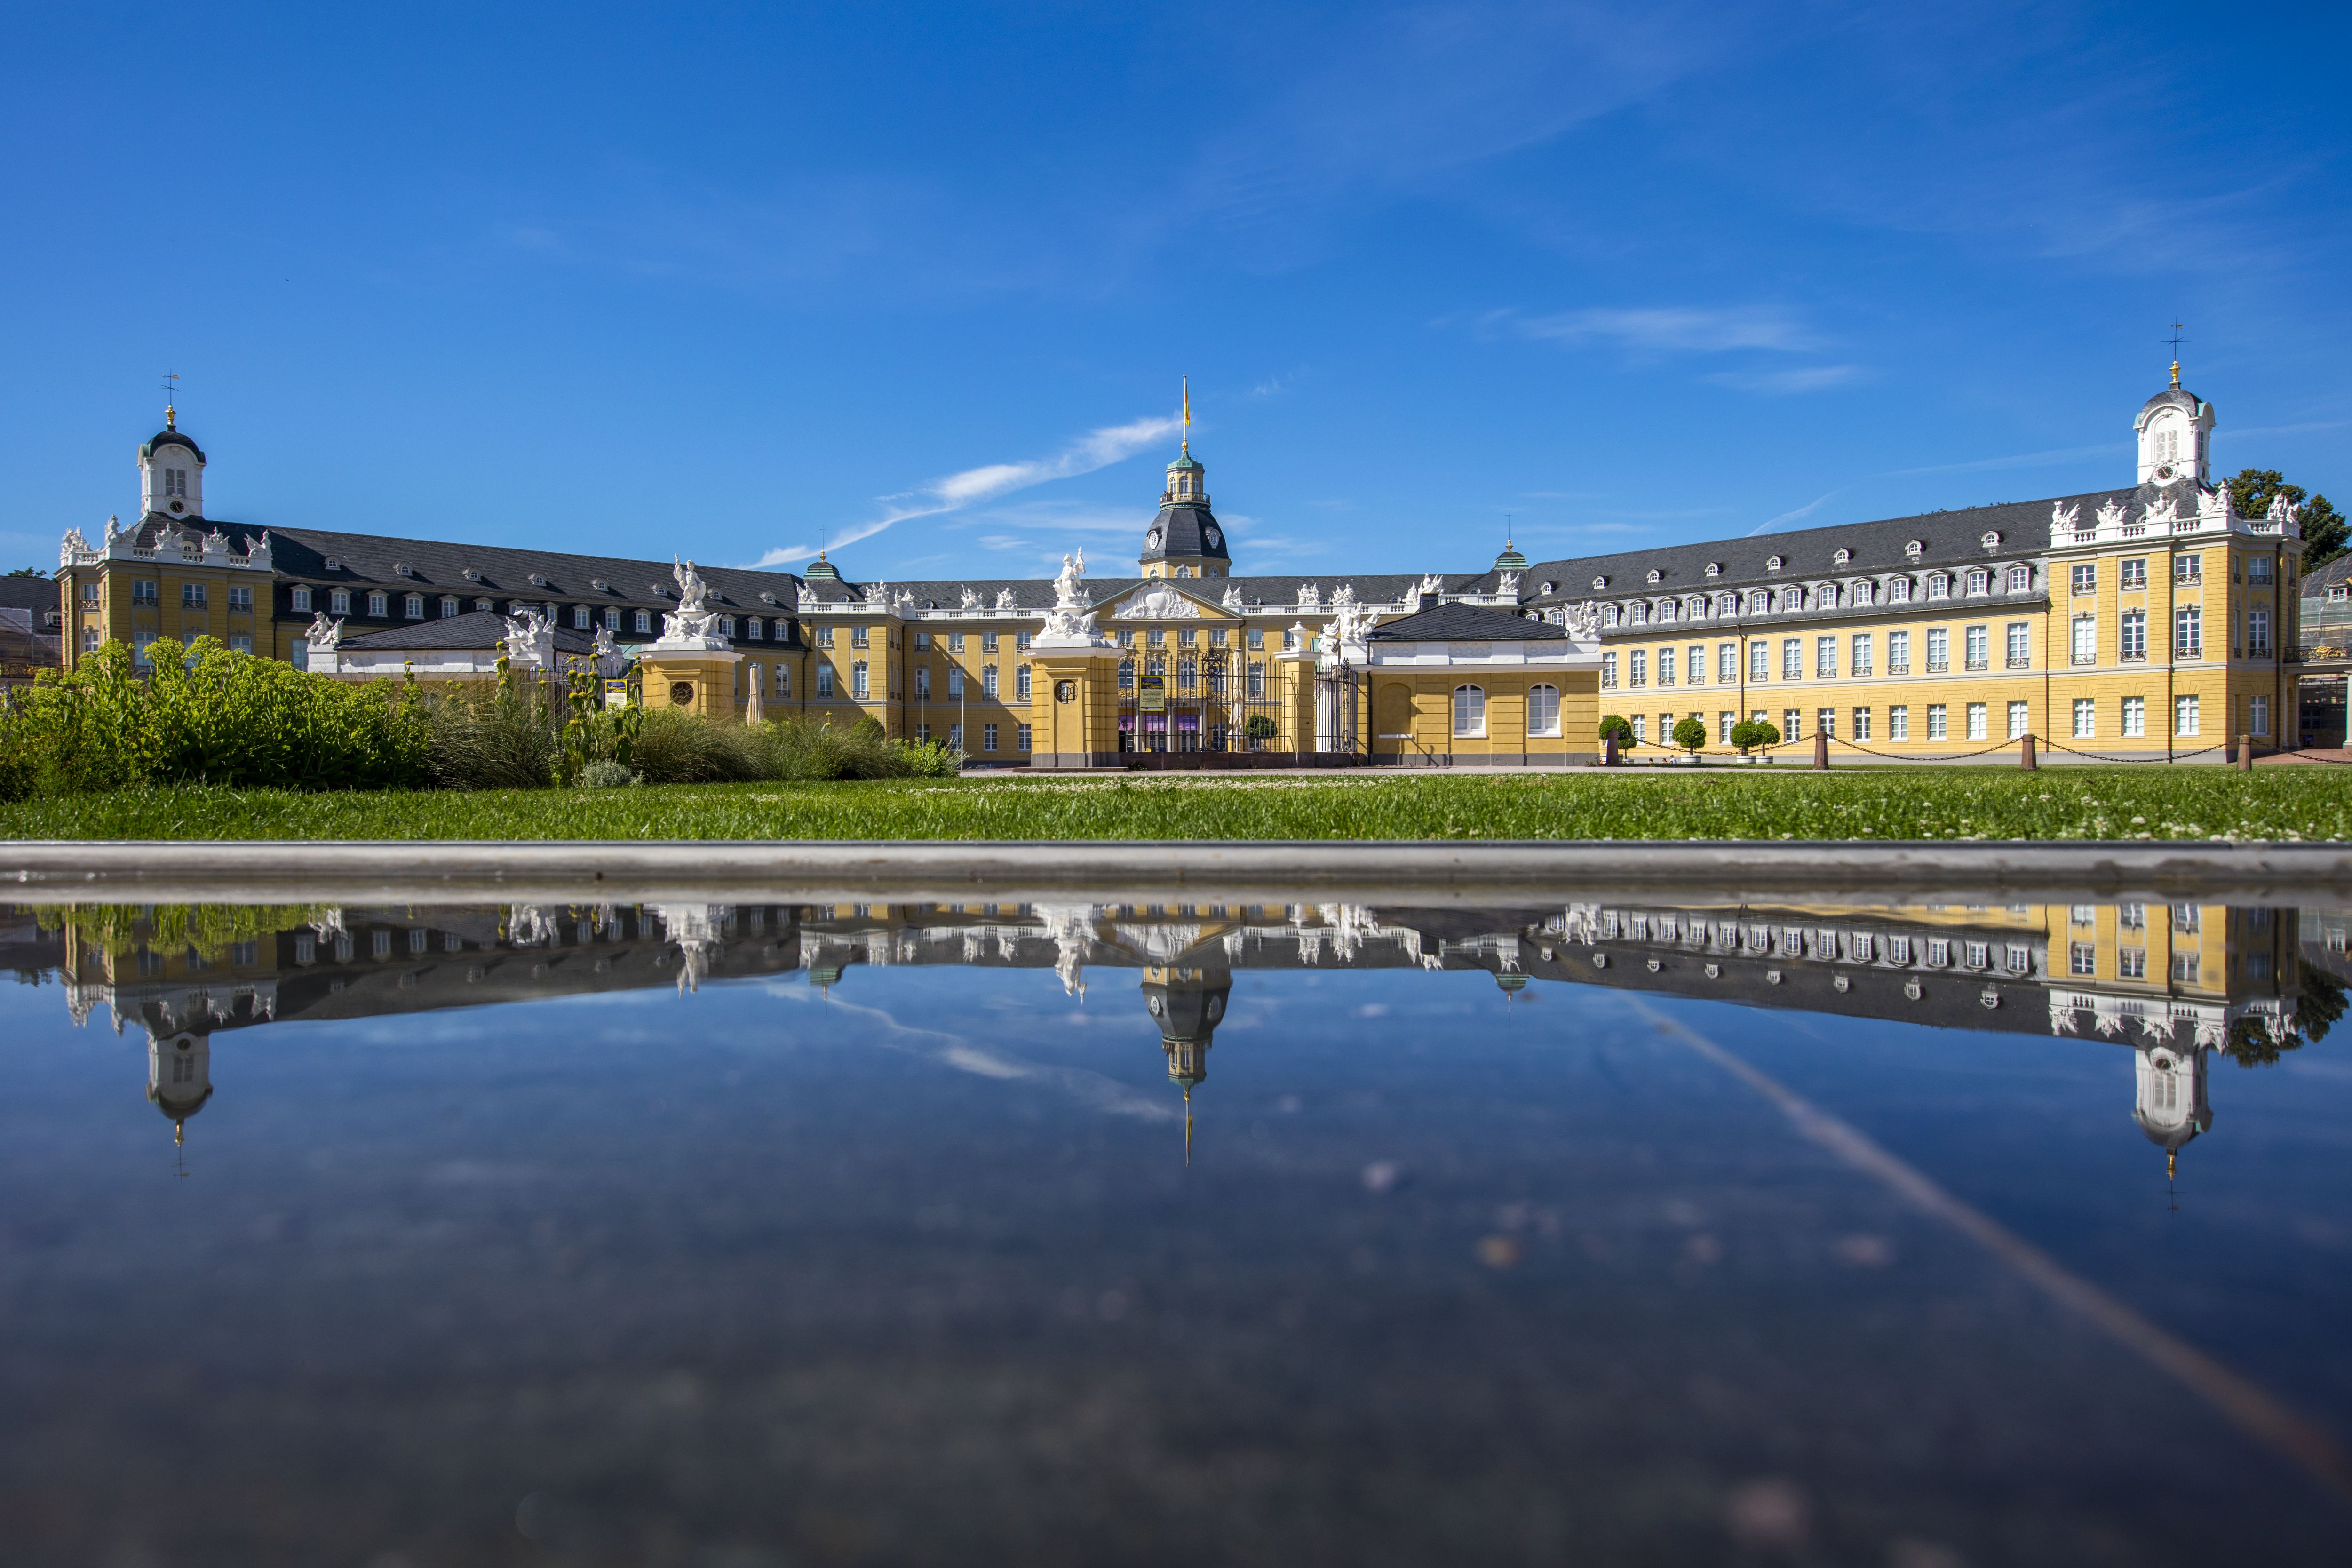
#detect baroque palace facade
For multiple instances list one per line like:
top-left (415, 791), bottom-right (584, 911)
top-left (55, 367), bottom-right (2310, 763)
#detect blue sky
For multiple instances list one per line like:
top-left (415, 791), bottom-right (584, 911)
top-left (3, 1), bottom-right (2345, 581)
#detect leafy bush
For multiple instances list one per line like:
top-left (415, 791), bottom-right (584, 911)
top-left (0, 637), bottom-right (431, 801)
top-left (1672, 716), bottom-right (1708, 755)
top-left (576, 759), bottom-right (642, 788)
top-left (1729, 720), bottom-right (1781, 755)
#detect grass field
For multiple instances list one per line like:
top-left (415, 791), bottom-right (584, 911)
top-left (1, 767), bottom-right (2345, 843)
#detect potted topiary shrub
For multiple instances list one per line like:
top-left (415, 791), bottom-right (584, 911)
top-left (1597, 714), bottom-right (1632, 767)
top-left (1671, 715), bottom-right (1708, 765)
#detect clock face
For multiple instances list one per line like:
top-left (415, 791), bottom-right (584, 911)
top-left (2155, 464), bottom-right (2175, 481)
top-left (1145, 527), bottom-right (1163, 550)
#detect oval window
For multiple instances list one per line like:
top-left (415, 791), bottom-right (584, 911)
top-left (1055, 679), bottom-right (1077, 704)
top-left (669, 681), bottom-right (695, 706)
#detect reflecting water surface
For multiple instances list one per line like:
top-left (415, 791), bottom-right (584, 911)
top-left (4, 894), bottom-right (2350, 1566)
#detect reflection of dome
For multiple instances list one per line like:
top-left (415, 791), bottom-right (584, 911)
top-left (2130, 1045), bottom-right (2213, 1179)
top-left (1494, 971), bottom-right (1528, 994)
top-left (1141, 967), bottom-right (1230, 1087)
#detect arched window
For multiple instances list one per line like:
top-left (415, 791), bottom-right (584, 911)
top-left (1176, 565), bottom-right (1191, 578)
top-left (1602, 604), bottom-right (1621, 628)
top-left (1527, 684), bottom-right (1560, 737)
top-left (1453, 684), bottom-right (1486, 738)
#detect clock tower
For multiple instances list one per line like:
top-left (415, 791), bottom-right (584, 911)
top-left (1138, 386), bottom-right (1232, 580)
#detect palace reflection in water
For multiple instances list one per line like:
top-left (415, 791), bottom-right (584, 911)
top-left (12, 894), bottom-right (2340, 1184)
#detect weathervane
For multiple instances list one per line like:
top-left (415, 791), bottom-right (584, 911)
top-left (2164, 322), bottom-right (2188, 387)
top-left (161, 371), bottom-right (180, 429)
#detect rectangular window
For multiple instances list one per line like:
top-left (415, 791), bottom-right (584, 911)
top-left (1630, 714), bottom-right (1645, 742)
top-left (718, 615), bottom-right (736, 638)
top-left (1928, 573), bottom-right (1950, 600)
top-left (180, 582), bottom-right (206, 608)
top-left (1749, 641), bottom-right (1769, 681)
top-left (2171, 953), bottom-right (2201, 984)
top-left (635, 610), bottom-right (652, 634)
top-left (227, 585), bottom-right (253, 612)
top-left (1016, 664), bottom-right (1032, 701)
top-left (1964, 624), bottom-right (1988, 670)
top-left (1601, 651), bottom-right (1618, 689)
top-left (816, 625), bottom-right (834, 647)
top-left (2007, 701), bottom-right (2029, 739)
top-left (775, 665), bottom-right (790, 698)
top-left (1718, 710), bottom-right (1736, 743)
top-left (2175, 554), bottom-right (2201, 584)
top-left (2122, 558), bottom-right (2147, 589)
top-left (2007, 944), bottom-right (2031, 974)
top-left (816, 665), bottom-right (834, 697)
top-left (2250, 556), bottom-right (2274, 585)
top-left (1965, 941), bottom-right (1988, 969)
top-left (851, 662), bottom-right (870, 700)
top-left (2071, 563), bottom-right (2096, 595)
top-left (2251, 694), bottom-right (2270, 736)
top-left (1686, 644), bottom-right (1705, 685)
top-left (1966, 702), bottom-right (1987, 740)
top-left (81, 627), bottom-right (100, 651)
top-left (1816, 636), bottom-right (1836, 678)
top-left (948, 723), bottom-right (963, 750)
top-left (1884, 630), bottom-right (1907, 676)
top-left (982, 632), bottom-right (1000, 652)
top-left (2174, 606), bottom-right (2201, 658)
top-left (406, 593), bottom-right (425, 619)
top-left (982, 664), bottom-right (998, 697)
top-left (1926, 628), bottom-right (1947, 672)
top-left (2122, 696), bottom-right (2145, 737)
top-left (850, 625), bottom-right (869, 649)
top-left (947, 668), bottom-right (964, 698)
top-left (229, 635), bottom-right (252, 654)
top-left (1889, 704), bottom-right (1909, 740)
top-left (1850, 634), bottom-right (1872, 676)
top-left (330, 589), bottom-right (351, 615)
top-left (366, 590), bottom-right (387, 616)
top-left (2006, 621), bottom-right (2030, 669)
top-left (1926, 703), bottom-right (1947, 740)
top-left (1965, 568), bottom-right (1989, 595)
top-left (602, 606), bottom-right (618, 631)
top-left (1890, 577), bottom-right (1912, 604)
top-left (1781, 708), bottom-right (1801, 741)
top-left (288, 585), bottom-right (309, 612)
top-left (2007, 565), bottom-right (2031, 593)
top-left (2119, 609), bottom-right (2146, 660)
top-left (2073, 698), bottom-right (2095, 738)
top-left (743, 616), bottom-right (763, 640)
top-left (1851, 707), bottom-right (1871, 740)
top-left (1454, 685), bottom-right (1487, 738)
top-left (2072, 615), bottom-right (2096, 664)
top-left (1017, 723), bottom-right (1032, 751)
top-left (982, 724), bottom-right (998, 752)
top-left (1629, 649), bottom-right (1646, 687)
top-left (1657, 647), bottom-right (1676, 686)
top-left (133, 630), bottom-right (159, 666)
top-left (1717, 643), bottom-right (1736, 683)
top-left (2174, 694), bottom-right (2198, 736)
top-left (1781, 638), bottom-right (1801, 679)
top-left (2249, 607), bottom-right (2271, 656)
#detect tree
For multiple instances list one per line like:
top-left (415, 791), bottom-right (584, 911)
top-left (1597, 714), bottom-right (1632, 744)
top-left (2225, 468), bottom-right (2345, 569)
top-left (1671, 716), bottom-right (1708, 761)
top-left (1728, 719), bottom-right (1780, 757)
top-left (7, 566), bottom-right (48, 578)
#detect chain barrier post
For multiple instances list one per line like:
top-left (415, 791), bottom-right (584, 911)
top-left (1603, 732), bottom-right (1619, 767)
top-left (2021, 733), bottom-right (2037, 771)
top-left (1813, 732), bottom-right (1829, 770)
top-left (2238, 733), bottom-right (2254, 772)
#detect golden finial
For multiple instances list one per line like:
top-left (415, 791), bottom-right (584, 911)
top-left (2165, 322), bottom-right (2187, 388)
top-left (174, 1118), bottom-right (185, 1148)
top-left (1181, 376), bottom-right (1191, 455)
top-left (2169, 363), bottom-right (2180, 389)
top-left (2166, 1148), bottom-right (2177, 1180)
top-left (161, 370), bottom-right (180, 430)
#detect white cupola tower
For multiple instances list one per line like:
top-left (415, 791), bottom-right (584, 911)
top-left (2133, 363), bottom-right (2213, 489)
top-left (139, 404), bottom-right (207, 521)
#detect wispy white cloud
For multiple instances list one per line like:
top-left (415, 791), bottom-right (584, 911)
top-left (1516, 305), bottom-right (1820, 356)
top-left (748, 413), bottom-right (1180, 568)
top-left (1705, 364), bottom-right (1869, 394)
top-left (1750, 490), bottom-right (1845, 534)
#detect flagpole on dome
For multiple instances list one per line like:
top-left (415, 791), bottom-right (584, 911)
top-left (1181, 376), bottom-right (1190, 455)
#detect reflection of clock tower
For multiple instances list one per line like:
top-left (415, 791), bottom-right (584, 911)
top-left (1138, 388), bottom-right (1232, 580)
top-left (1142, 964), bottom-right (1232, 1162)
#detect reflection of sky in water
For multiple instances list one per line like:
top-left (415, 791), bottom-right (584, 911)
top-left (2, 901), bottom-right (2349, 1565)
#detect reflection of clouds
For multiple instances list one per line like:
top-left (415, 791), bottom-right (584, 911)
top-left (763, 984), bottom-right (1174, 1122)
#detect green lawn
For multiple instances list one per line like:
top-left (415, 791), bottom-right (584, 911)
top-left (2, 767), bottom-right (2345, 842)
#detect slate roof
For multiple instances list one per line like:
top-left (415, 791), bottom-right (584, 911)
top-left (1139, 502), bottom-right (1231, 565)
top-left (0, 576), bottom-right (60, 615)
top-left (1516, 489), bottom-right (2137, 608)
top-left (139, 429), bottom-right (206, 462)
top-left (2139, 385), bottom-right (2202, 421)
top-left (1368, 602), bottom-right (1566, 641)
top-left (337, 610), bottom-right (601, 654)
top-left (260, 526), bottom-right (804, 616)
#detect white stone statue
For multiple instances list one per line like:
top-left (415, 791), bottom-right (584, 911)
top-left (1562, 601), bottom-right (1601, 641)
top-left (2140, 496), bottom-right (2178, 530)
top-left (1036, 550), bottom-right (1108, 646)
top-left (2050, 502), bottom-right (2079, 538)
top-left (204, 528), bottom-right (228, 555)
top-left (1297, 583), bottom-right (1322, 610)
top-left (2096, 498), bottom-right (2127, 532)
top-left (2268, 493), bottom-right (2300, 527)
top-left (673, 557), bottom-right (709, 612)
top-left (995, 587), bottom-right (1017, 610)
top-left (960, 586), bottom-right (981, 610)
top-left (502, 606), bottom-right (558, 669)
top-left (58, 527), bottom-right (91, 568)
top-left (864, 580), bottom-right (890, 605)
top-left (305, 611), bottom-right (344, 650)
top-left (1114, 585), bottom-right (1200, 620)
top-left (1497, 570), bottom-right (1521, 596)
top-left (656, 558), bottom-right (728, 647)
top-left (104, 514), bottom-right (122, 545)
top-left (1330, 583), bottom-right (1357, 608)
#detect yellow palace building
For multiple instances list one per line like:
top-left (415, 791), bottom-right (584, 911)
top-left (54, 367), bottom-right (2307, 764)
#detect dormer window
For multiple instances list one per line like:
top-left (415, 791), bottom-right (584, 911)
top-left (1980, 531), bottom-right (2002, 549)
top-left (463, 567), bottom-right (482, 581)
top-left (1905, 540), bottom-right (1923, 559)
top-left (394, 561), bottom-right (413, 577)
top-left (1592, 576), bottom-right (1609, 589)
top-left (1748, 589), bottom-right (1769, 613)
top-left (592, 578), bottom-right (611, 593)
top-left (1602, 604), bottom-right (1621, 627)
top-left (1629, 602), bottom-right (1649, 625)
top-left (324, 557), bottom-right (342, 572)
top-left (528, 573), bottom-right (549, 588)
top-left (1765, 555), bottom-right (1782, 572)
top-left (1704, 562), bottom-right (1722, 578)
top-left (1646, 568), bottom-right (1662, 584)
top-left (1832, 548), bottom-right (1850, 566)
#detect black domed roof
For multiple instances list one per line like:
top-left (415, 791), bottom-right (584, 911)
top-left (2138, 382), bottom-right (2201, 422)
top-left (141, 427), bottom-right (206, 463)
top-left (1140, 503), bottom-right (1230, 564)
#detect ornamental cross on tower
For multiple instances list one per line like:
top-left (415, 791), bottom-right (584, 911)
top-left (161, 371), bottom-right (180, 429)
top-left (2165, 322), bottom-right (2188, 387)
